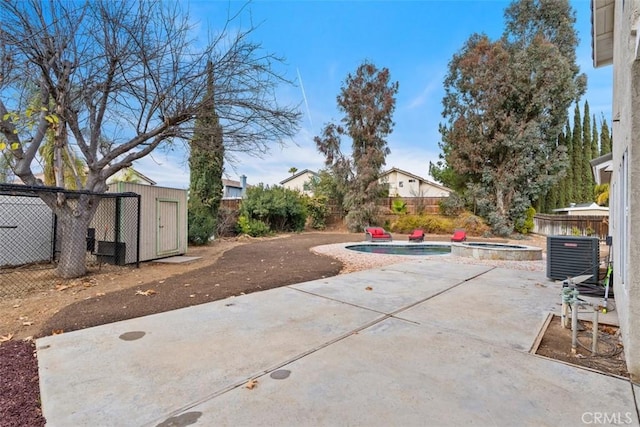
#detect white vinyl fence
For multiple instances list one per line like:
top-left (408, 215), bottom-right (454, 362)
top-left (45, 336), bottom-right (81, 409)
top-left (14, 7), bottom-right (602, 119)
top-left (0, 195), bottom-right (54, 267)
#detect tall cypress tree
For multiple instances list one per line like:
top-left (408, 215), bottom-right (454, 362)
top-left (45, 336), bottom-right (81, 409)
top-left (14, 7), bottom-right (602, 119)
top-left (591, 114), bottom-right (599, 160)
top-left (556, 129), bottom-right (567, 209)
top-left (600, 116), bottom-right (612, 155)
top-left (571, 104), bottom-right (583, 202)
top-left (564, 119), bottom-right (574, 205)
top-left (581, 101), bottom-right (593, 201)
top-left (188, 61), bottom-right (225, 245)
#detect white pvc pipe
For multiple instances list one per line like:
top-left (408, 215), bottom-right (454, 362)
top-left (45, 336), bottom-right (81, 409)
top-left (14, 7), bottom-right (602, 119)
top-left (571, 301), bottom-right (578, 354)
top-left (592, 307), bottom-right (599, 355)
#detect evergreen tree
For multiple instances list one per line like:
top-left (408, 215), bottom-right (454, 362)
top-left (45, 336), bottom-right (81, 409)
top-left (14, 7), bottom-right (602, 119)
top-left (581, 101), bottom-right (593, 201)
top-left (591, 114), bottom-right (599, 160)
top-left (564, 120), bottom-right (574, 204)
top-left (571, 104), bottom-right (583, 202)
top-left (315, 61), bottom-right (399, 232)
top-left (590, 114), bottom-right (600, 202)
top-left (600, 116), bottom-right (612, 155)
top-left (556, 129), bottom-right (568, 209)
top-left (188, 62), bottom-right (225, 245)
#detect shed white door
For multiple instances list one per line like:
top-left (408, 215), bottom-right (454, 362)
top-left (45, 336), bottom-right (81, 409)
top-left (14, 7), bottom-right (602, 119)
top-left (157, 199), bottom-right (179, 255)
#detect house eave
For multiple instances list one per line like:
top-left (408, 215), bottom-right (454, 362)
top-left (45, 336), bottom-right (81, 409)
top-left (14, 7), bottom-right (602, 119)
top-left (592, 0), bottom-right (615, 68)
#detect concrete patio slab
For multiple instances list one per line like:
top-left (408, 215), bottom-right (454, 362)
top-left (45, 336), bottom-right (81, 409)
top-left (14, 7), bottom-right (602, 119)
top-left (291, 261), bottom-right (493, 314)
top-left (37, 259), bottom-right (638, 427)
top-left (392, 267), bottom-right (561, 351)
top-left (179, 318), bottom-right (637, 427)
top-left (379, 259), bottom-right (492, 280)
top-left (37, 287), bottom-right (384, 427)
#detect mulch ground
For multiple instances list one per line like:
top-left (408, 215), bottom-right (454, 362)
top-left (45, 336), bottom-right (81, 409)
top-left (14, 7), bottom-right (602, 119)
top-left (0, 232), bottom-right (358, 427)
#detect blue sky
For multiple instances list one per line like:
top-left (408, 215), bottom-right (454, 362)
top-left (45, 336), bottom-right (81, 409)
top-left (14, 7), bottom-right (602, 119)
top-left (135, 0), bottom-right (613, 189)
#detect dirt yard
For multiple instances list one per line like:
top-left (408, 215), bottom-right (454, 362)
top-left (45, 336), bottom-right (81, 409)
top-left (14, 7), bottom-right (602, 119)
top-left (0, 231), bottom-right (623, 426)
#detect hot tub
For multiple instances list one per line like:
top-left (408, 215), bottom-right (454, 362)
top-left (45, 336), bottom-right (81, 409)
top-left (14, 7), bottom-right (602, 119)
top-left (451, 242), bottom-right (542, 261)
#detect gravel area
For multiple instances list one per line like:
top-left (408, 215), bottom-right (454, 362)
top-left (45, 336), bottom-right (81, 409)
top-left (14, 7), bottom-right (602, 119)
top-left (312, 242), bottom-right (546, 274)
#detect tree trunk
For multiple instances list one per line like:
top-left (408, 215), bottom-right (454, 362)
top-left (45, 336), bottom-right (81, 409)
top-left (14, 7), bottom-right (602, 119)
top-left (55, 196), bottom-right (99, 279)
top-left (496, 187), bottom-right (505, 216)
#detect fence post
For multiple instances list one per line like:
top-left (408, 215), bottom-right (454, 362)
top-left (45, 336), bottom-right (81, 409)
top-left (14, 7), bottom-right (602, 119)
top-left (136, 194), bottom-right (141, 268)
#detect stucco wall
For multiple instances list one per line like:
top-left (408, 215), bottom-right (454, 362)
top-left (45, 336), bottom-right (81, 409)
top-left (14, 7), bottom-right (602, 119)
top-left (281, 172), bottom-right (315, 195)
top-left (610, 0), bottom-right (640, 381)
top-left (382, 170), bottom-right (451, 198)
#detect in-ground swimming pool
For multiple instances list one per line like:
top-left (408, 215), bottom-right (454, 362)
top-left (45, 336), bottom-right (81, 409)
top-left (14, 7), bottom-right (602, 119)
top-left (346, 244), bottom-right (451, 256)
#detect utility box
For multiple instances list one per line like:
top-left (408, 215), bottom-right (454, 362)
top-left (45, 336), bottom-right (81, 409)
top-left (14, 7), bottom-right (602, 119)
top-left (547, 236), bottom-right (600, 284)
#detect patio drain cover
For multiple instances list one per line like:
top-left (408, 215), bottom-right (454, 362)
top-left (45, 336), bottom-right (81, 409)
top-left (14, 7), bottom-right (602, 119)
top-left (119, 331), bottom-right (146, 341)
top-left (270, 369), bottom-right (291, 380)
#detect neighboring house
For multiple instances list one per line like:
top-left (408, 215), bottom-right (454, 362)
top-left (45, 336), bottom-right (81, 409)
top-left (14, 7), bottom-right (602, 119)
top-left (279, 169), bottom-right (318, 196)
top-left (552, 202), bottom-right (609, 216)
top-left (106, 167), bottom-right (156, 186)
top-left (592, 0), bottom-right (640, 380)
top-left (10, 172), bottom-right (46, 185)
top-left (222, 175), bottom-right (248, 199)
top-left (379, 167), bottom-right (452, 198)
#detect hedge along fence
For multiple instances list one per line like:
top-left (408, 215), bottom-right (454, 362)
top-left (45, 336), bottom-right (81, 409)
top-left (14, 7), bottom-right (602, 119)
top-left (533, 214), bottom-right (609, 241)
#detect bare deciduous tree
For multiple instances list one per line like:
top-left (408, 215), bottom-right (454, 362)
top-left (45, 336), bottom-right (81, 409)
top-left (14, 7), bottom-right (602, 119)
top-left (0, 0), bottom-right (300, 278)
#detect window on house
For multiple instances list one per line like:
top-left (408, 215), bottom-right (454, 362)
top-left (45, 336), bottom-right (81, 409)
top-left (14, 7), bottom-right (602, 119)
top-left (399, 181), bottom-right (403, 188)
top-left (408, 179), bottom-right (415, 183)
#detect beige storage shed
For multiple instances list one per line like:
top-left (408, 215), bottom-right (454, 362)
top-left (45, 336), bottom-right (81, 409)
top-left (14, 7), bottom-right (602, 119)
top-left (108, 182), bottom-right (187, 262)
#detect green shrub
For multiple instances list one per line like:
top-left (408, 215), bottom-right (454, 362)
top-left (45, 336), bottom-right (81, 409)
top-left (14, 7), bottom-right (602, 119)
top-left (304, 195), bottom-right (329, 230)
top-left (391, 198), bottom-right (407, 214)
top-left (514, 206), bottom-right (536, 234)
top-left (390, 214), bottom-right (454, 234)
top-left (236, 215), bottom-right (271, 237)
top-left (438, 193), bottom-right (465, 217)
top-left (240, 184), bottom-right (307, 233)
top-left (453, 212), bottom-right (490, 236)
top-left (188, 205), bottom-right (215, 245)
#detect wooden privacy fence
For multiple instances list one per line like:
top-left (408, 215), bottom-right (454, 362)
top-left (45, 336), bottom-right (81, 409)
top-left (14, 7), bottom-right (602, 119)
top-left (383, 197), bottom-right (444, 214)
top-left (220, 199), bottom-right (241, 211)
top-left (533, 214), bottom-right (609, 240)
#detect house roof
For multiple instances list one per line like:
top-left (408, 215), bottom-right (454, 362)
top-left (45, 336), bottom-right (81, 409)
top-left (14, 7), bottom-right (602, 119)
top-left (553, 202), bottom-right (609, 212)
top-left (222, 179), bottom-right (242, 189)
top-left (380, 167), bottom-right (452, 193)
top-left (109, 167), bottom-right (157, 185)
top-left (222, 177), bottom-right (251, 189)
top-left (10, 173), bottom-right (46, 185)
top-left (590, 152), bottom-right (613, 185)
top-left (591, 0), bottom-right (615, 68)
top-left (279, 169), bottom-right (318, 185)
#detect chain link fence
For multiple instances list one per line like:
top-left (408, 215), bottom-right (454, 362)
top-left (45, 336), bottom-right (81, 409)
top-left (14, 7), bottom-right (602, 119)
top-left (0, 184), bottom-right (140, 297)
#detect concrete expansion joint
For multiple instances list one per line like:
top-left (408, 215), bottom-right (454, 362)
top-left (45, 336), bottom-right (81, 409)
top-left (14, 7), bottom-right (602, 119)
top-left (631, 382), bottom-right (640, 422)
top-left (286, 285), bottom-right (389, 314)
top-left (148, 266), bottom-right (499, 425)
